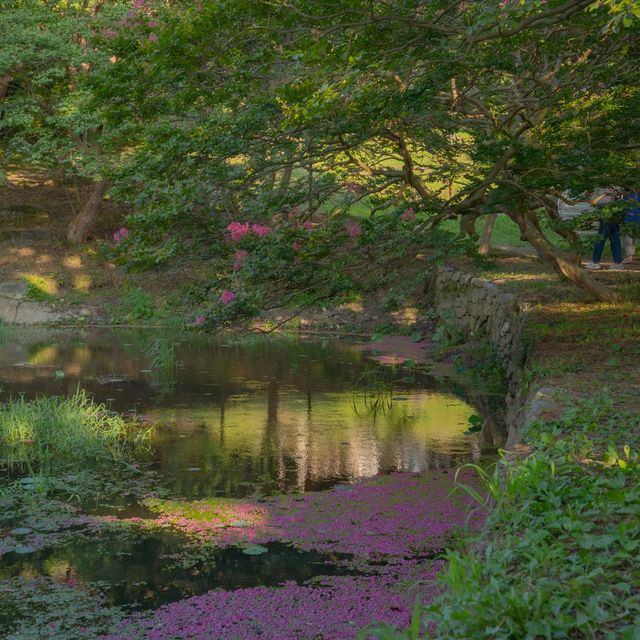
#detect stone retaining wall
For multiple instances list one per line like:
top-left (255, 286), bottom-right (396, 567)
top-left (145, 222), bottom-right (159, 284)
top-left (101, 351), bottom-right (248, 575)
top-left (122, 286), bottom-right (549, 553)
top-left (430, 266), bottom-right (541, 445)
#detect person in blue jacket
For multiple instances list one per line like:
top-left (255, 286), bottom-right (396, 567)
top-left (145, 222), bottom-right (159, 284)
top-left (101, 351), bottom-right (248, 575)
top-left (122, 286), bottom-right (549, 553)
top-left (585, 190), bottom-right (624, 270)
top-left (622, 190), bottom-right (640, 263)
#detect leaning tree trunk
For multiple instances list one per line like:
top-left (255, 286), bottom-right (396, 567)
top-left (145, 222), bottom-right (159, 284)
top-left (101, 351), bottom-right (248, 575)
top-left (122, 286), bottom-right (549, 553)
top-left (506, 210), bottom-right (618, 303)
top-left (478, 213), bottom-right (498, 255)
top-left (67, 179), bottom-right (108, 243)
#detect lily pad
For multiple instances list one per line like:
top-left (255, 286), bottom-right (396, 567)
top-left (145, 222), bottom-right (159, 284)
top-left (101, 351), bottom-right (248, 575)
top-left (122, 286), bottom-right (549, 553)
top-left (9, 527), bottom-right (32, 537)
top-left (13, 544), bottom-right (36, 554)
top-left (229, 520), bottom-right (252, 528)
top-left (241, 544), bottom-right (269, 556)
top-left (54, 370), bottom-right (65, 379)
top-left (30, 520), bottom-right (59, 532)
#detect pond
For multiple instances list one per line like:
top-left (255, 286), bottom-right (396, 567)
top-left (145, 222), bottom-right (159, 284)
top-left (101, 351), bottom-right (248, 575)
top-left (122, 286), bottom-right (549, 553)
top-left (0, 329), bottom-right (496, 639)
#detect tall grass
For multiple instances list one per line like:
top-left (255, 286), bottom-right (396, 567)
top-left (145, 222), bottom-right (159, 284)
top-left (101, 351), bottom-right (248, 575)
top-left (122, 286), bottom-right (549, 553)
top-left (0, 391), bottom-right (151, 475)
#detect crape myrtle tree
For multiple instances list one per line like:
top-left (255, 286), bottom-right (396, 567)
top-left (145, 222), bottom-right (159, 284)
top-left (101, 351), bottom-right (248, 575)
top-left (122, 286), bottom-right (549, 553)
top-left (0, 0), bottom-right (153, 242)
top-left (93, 0), bottom-right (639, 315)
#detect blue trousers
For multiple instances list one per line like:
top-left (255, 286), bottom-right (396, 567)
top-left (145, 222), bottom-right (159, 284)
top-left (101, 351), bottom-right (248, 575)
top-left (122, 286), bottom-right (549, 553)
top-left (592, 221), bottom-right (622, 264)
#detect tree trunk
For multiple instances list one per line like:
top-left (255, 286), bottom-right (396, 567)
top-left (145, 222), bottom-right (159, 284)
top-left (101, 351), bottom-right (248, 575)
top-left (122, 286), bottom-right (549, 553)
top-left (277, 164), bottom-right (293, 196)
top-left (506, 210), bottom-right (618, 303)
top-left (67, 179), bottom-right (108, 243)
top-left (0, 77), bottom-right (10, 100)
top-left (460, 211), bottom-right (480, 239)
top-left (478, 213), bottom-right (498, 255)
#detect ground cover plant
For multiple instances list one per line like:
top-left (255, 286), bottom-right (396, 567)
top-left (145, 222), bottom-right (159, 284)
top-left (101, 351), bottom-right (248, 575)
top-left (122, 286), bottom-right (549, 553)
top-left (0, 391), bottom-right (157, 559)
top-left (369, 395), bottom-right (640, 639)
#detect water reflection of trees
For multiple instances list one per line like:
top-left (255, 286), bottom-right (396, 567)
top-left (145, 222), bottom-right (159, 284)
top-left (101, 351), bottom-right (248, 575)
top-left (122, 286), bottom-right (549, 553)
top-left (0, 330), bottom-right (489, 497)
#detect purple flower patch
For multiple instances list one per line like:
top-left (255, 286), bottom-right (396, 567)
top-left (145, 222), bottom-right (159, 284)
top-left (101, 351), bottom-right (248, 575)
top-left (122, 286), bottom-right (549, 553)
top-left (106, 470), bottom-right (484, 639)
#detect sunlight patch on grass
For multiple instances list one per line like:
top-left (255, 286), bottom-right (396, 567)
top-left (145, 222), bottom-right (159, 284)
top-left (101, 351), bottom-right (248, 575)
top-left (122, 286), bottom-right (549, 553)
top-left (21, 273), bottom-right (58, 301)
top-left (63, 255), bottom-right (83, 269)
top-left (73, 273), bottom-right (92, 292)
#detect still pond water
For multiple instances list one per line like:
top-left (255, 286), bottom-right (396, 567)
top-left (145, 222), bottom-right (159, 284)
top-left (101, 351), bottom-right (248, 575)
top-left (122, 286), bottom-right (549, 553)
top-left (0, 329), bottom-right (493, 617)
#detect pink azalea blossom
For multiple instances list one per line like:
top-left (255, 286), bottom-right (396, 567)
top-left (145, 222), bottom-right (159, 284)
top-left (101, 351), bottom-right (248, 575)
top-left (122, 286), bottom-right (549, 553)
top-left (303, 220), bottom-right (313, 230)
top-left (226, 221), bottom-right (250, 241)
top-left (104, 29), bottom-right (118, 39)
top-left (251, 223), bottom-right (271, 237)
top-left (194, 315), bottom-right (205, 327)
top-left (113, 227), bottom-right (129, 244)
top-left (292, 241), bottom-right (302, 252)
top-left (221, 290), bottom-right (235, 304)
top-left (148, 33), bottom-right (158, 42)
top-left (233, 249), bottom-right (248, 271)
top-left (346, 222), bottom-right (362, 239)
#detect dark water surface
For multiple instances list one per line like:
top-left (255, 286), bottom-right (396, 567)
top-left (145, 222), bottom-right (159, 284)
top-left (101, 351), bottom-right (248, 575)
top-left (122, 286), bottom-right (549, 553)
top-left (0, 329), bottom-right (493, 616)
top-left (0, 534), bottom-right (351, 610)
top-left (0, 329), bottom-right (489, 496)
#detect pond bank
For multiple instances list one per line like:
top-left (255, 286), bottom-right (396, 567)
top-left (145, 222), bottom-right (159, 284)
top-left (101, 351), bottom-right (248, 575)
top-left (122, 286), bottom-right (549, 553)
top-left (392, 265), bottom-right (640, 639)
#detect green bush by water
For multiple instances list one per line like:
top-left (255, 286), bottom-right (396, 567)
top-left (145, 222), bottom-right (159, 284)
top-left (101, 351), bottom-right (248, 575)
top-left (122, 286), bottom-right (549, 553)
top-left (0, 391), bottom-right (151, 475)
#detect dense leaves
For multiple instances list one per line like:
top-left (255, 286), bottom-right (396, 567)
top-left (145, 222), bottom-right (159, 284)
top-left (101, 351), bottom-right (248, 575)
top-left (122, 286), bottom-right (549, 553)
top-left (2, 0), bottom-right (640, 311)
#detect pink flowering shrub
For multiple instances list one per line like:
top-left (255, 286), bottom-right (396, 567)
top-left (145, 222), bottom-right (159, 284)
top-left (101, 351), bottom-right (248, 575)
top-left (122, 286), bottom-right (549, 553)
top-left (252, 223), bottom-right (271, 237)
top-left (226, 221), bottom-right (271, 241)
top-left (113, 227), bottom-right (129, 244)
top-left (220, 290), bottom-right (235, 304)
top-left (401, 207), bottom-right (416, 222)
top-left (233, 249), bottom-right (249, 271)
top-left (227, 221), bottom-right (250, 241)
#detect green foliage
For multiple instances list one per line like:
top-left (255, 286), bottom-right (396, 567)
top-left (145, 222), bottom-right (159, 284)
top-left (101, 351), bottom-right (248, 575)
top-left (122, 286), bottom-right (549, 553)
top-left (144, 337), bottom-right (178, 399)
top-left (0, 391), bottom-right (151, 475)
top-left (374, 395), bottom-right (640, 639)
top-left (74, 0), bottom-right (639, 306)
top-left (111, 287), bottom-right (157, 323)
top-left (4, 0), bottom-right (637, 305)
top-left (0, 2), bottom-right (132, 180)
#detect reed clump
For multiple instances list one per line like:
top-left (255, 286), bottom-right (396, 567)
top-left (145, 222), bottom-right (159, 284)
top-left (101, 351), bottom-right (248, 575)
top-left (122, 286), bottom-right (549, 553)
top-left (0, 391), bottom-right (151, 474)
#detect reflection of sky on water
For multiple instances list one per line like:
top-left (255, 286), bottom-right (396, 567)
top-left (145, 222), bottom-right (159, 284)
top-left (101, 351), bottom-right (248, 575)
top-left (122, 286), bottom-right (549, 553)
top-left (0, 329), bottom-right (487, 497)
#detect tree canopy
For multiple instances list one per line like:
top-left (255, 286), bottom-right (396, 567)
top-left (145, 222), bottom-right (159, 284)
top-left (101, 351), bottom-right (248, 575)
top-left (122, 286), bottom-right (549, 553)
top-left (2, 0), bottom-right (639, 315)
